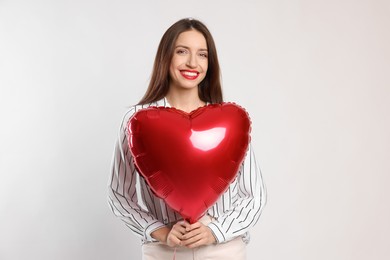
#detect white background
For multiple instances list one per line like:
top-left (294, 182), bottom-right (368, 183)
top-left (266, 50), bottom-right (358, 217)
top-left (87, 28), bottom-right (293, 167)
top-left (1, 0), bottom-right (389, 259)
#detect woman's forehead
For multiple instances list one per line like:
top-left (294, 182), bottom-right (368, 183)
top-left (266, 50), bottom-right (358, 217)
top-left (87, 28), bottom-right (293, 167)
top-left (175, 30), bottom-right (207, 49)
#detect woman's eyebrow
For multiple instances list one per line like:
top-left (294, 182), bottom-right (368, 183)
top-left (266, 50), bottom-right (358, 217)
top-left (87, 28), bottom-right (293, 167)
top-left (175, 45), bottom-right (208, 51)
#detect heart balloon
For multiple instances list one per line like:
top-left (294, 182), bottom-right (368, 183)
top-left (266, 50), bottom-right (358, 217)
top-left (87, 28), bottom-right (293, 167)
top-left (127, 102), bottom-right (251, 223)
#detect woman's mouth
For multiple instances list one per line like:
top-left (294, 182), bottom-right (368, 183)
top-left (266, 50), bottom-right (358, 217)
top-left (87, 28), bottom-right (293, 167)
top-left (180, 70), bottom-right (199, 80)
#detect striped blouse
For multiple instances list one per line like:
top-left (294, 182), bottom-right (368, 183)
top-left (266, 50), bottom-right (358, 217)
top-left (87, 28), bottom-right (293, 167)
top-left (107, 98), bottom-right (267, 244)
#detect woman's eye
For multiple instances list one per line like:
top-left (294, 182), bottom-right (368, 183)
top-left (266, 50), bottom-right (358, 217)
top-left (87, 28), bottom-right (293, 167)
top-left (176, 49), bottom-right (187, 54)
top-left (199, 52), bottom-right (208, 58)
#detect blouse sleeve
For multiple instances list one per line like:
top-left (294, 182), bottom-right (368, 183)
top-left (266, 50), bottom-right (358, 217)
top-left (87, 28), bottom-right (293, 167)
top-left (207, 143), bottom-right (267, 243)
top-left (107, 107), bottom-right (166, 242)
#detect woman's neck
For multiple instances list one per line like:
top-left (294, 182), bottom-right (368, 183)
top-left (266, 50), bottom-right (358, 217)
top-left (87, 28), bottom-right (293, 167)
top-left (165, 88), bottom-right (205, 113)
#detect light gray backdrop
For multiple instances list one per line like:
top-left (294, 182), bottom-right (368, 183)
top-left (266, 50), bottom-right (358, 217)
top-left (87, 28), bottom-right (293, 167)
top-left (1, 0), bottom-right (389, 259)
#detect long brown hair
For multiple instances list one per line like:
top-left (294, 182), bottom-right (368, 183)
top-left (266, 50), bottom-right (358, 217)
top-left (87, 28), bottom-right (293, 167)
top-left (138, 18), bottom-right (223, 105)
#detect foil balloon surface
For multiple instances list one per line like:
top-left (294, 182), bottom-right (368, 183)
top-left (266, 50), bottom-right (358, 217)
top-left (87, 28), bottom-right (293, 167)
top-left (127, 102), bottom-right (251, 223)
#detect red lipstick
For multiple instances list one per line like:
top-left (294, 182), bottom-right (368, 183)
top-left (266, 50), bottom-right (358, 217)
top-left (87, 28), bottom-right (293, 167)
top-left (180, 70), bottom-right (199, 80)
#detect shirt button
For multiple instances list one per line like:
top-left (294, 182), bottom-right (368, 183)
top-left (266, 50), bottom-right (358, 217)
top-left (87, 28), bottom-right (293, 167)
top-left (163, 218), bottom-right (168, 224)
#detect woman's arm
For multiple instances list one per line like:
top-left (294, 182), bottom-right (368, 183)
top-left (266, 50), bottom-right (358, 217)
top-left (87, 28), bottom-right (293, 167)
top-left (107, 107), bottom-right (166, 242)
top-left (207, 143), bottom-right (267, 243)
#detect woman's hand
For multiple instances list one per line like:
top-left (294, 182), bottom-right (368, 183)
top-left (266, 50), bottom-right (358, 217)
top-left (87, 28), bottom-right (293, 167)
top-left (151, 220), bottom-right (217, 248)
top-left (180, 222), bottom-right (216, 248)
top-left (166, 221), bottom-right (189, 247)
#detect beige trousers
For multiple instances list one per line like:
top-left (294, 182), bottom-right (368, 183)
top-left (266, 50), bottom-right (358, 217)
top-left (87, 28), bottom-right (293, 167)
top-left (142, 215), bottom-right (246, 260)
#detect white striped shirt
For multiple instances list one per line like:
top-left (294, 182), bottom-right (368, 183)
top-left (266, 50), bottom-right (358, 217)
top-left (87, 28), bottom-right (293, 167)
top-left (107, 98), bottom-right (267, 244)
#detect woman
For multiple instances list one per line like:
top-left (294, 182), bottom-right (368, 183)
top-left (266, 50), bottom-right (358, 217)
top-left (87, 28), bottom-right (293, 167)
top-left (108, 18), bottom-right (266, 260)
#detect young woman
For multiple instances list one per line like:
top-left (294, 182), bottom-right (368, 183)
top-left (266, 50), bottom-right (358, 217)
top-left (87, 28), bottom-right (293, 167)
top-left (108, 18), bottom-right (266, 260)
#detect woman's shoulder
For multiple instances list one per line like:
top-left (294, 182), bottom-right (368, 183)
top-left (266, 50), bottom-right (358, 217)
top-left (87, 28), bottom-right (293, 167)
top-left (119, 99), bottom-right (166, 126)
top-left (131, 99), bottom-right (166, 114)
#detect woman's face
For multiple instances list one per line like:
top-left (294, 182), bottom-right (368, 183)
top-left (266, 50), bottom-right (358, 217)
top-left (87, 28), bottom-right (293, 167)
top-left (169, 30), bottom-right (208, 91)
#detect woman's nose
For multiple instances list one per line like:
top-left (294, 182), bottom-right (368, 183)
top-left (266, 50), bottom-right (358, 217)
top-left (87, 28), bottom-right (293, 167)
top-left (186, 54), bottom-right (197, 68)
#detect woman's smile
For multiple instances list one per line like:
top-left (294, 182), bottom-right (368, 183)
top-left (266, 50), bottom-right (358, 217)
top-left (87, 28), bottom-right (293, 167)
top-left (180, 70), bottom-right (200, 80)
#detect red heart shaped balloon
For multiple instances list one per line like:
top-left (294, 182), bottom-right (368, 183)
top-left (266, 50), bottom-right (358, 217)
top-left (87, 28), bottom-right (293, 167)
top-left (127, 103), bottom-right (251, 223)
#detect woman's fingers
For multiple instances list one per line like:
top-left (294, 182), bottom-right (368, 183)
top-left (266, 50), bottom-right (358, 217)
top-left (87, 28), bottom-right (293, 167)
top-left (172, 221), bottom-right (188, 235)
top-left (185, 222), bottom-right (201, 232)
top-left (166, 228), bottom-right (184, 247)
top-left (166, 233), bottom-right (181, 247)
top-left (181, 232), bottom-right (202, 246)
top-left (166, 221), bottom-right (191, 247)
top-left (180, 223), bottom-right (216, 248)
